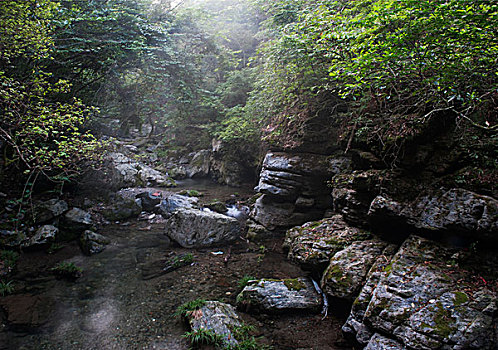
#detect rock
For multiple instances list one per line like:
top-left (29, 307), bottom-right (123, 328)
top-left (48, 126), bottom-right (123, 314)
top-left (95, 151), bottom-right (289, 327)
top-left (136, 191), bottom-right (162, 212)
top-left (165, 208), bottom-right (241, 248)
top-left (31, 199), bottom-right (68, 224)
top-left (246, 220), bottom-right (272, 241)
top-left (283, 215), bottom-right (371, 272)
top-left (80, 230), bottom-right (110, 255)
top-left (321, 240), bottom-right (393, 301)
top-left (368, 188), bottom-right (498, 241)
top-left (0, 294), bottom-right (54, 328)
top-left (159, 194), bottom-right (198, 216)
top-left (101, 191), bottom-right (142, 221)
top-left (236, 278), bottom-right (322, 313)
top-left (251, 194), bottom-right (322, 231)
top-left (60, 208), bottom-right (92, 240)
top-left (343, 235), bottom-right (498, 349)
top-left (109, 152), bottom-right (174, 188)
top-left (251, 152), bottom-right (343, 230)
top-left (185, 301), bottom-right (242, 348)
top-left (364, 334), bottom-right (406, 350)
top-left (27, 225), bottom-right (58, 247)
top-left (186, 150), bottom-right (210, 178)
top-left (205, 201), bottom-right (228, 214)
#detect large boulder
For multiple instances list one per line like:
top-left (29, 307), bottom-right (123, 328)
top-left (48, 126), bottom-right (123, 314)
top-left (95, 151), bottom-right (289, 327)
top-left (184, 301), bottom-right (242, 348)
top-left (236, 278), bottom-right (322, 313)
top-left (321, 240), bottom-right (395, 301)
top-left (158, 194), bottom-right (198, 217)
top-left (31, 199), bottom-right (68, 224)
top-left (283, 215), bottom-right (372, 272)
top-left (185, 150), bottom-right (210, 178)
top-left (368, 188), bottom-right (498, 241)
top-left (101, 191), bottom-right (142, 221)
top-left (109, 152), bottom-right (174, 188)
top-left (343, 235), bottom-right (498, 349)
top-left (26, 225), bottom-right (58, 248)
top-left (251, 152), bottom-right (350, 230)
top-left (60, 208), bottom-right (93, 240)
top-left (165, 209), bottom-right (241, 248)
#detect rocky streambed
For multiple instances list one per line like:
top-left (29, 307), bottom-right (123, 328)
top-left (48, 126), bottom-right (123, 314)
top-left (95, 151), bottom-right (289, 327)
top-left (0, 182), bottom-right (351, 350)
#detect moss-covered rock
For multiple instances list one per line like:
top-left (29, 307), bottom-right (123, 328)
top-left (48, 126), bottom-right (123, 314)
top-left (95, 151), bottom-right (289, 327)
top-left (283, 215), bottom-right (371, 272)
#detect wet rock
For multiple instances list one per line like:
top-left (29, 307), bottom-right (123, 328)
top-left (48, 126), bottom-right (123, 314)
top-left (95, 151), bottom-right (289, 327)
top-left (165, 208), bottom-right (241, 248)
top-left (283, 215), bottom-right (371, 272)
top-left (236, 278), bottom-right (322, 313)
top-left (80, 230), bottom-right (110, 255)
top-left (185, 301), bottom-right (242, 348)
top-left (321, 240), bottom-right (392, 301)
top-left (343, 235), bottom-right (498, 349)
top-left (159, 194), bottom-right (198, 216)
top-left (136, 191), bottom-right (162, 212)
top-left (369, 188), bottom-right (498, 241)
top-left (205, 201), bottom-right (228, 214)
top-left (0, 295), bottom-right (54, 328)
top-left (101, 192), bottom-right (142, 222)
top-left (31, 199), bottom-right (68, 224)
top-left (27, 225), bottom-right (58, 247)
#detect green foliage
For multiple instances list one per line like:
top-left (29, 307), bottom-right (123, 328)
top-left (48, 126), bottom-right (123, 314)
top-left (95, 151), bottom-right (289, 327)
top-left (174, 298), bottom-right (207, 317)
top-left (228, 323), bottom-right (273, 350)
top-left (238, 275), bottom-right (256, 289)
top-left (247, 0), bottom-right (497, 153)
top-left (0, 250), bottom-right (19, 274)
top-left (51, 262), bottom-right (83, 280)
top-left (0, 280), bottom-right (15, 296)
top-left (183, 327), bottom-right (225, 348)
top-left (0, 0), bottom-right (103, 194)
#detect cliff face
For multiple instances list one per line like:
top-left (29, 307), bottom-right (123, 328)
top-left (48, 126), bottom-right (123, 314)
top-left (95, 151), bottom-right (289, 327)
top-left (251, 112), bottom-right (498, 349)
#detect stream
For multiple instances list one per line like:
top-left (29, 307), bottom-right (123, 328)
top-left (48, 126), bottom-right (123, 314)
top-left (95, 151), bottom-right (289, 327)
top-left (1, 181), bottom-right (351, 350)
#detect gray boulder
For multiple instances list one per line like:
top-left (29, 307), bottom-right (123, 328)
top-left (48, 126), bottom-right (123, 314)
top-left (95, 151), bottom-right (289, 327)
top-left (165, 208), bottom-right (241, 248)
top-left (343, 235), bottom-right (498, 349)
top-left (101, 192), bottom-right (142, 221)
top-left (159, 194), bottom-right (198, 216)
top-left (236, 278), bottom-right (322, 313)
top-left (109, 152), bottom-right (174, 188)
top-left (80, 230), bottom-right (110, 255)
top-left (185, 150), bottom-right (210, 178)
top-left (27, 225), bottom-right (58, 247)
top-left (321, 240), bottom-right (393, 301)
top-left (32, 199), bottom-right (68, 224)
top-left (60, 208), bottom-right (93, 240)
top-left (185, 301), bottom-right (242, 348)
top-left (251, 152), bottom-right (347, 230)
top-left (283, 215), bottom-right (371, 272)
top-left (368, 188), bottom-right (498, 241)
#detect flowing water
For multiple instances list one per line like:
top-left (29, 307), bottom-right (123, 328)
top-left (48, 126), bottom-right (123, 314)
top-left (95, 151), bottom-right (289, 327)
top-left (1, 181), bottom-right (351, 350)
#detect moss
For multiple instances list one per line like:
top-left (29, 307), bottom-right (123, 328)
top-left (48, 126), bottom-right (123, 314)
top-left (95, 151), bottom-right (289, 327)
top-left (325, 264), bottom-right (352, 288)
top-left (283, 278), bottom-right (306, 291)
top-left (453, 291), bottom-right (469, 306)
top-left (432, 302), bottom-right (457, 338)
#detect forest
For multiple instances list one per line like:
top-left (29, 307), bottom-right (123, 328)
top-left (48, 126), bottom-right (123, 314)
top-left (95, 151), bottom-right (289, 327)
top-left (0, 1), bottom-right (497, 349)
